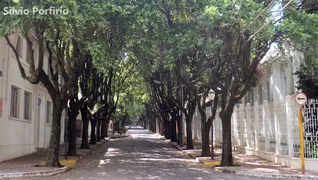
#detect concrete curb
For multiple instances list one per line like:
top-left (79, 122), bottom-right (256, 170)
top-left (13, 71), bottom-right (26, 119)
top-left (0, 166), bottom-right (70, 179)
top-left (0, 138), bottom-right (110, 179)
top-left (167, 140), bottom-right (318, 180)
top-left (77, 138), bottom-right (109, 159)
top-left (214, 167), bottom-right (318, 180)
top-left (168, 141), bottom-right (197, 159)
top-left (109, 135), bottom-right (129, 139)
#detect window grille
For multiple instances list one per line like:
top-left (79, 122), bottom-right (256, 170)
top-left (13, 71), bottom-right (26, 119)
top-left (46, 101), bottom-right (52, 123)
top-left (302, 99), bottom-right (318, 158)
top-left (10, 86), bottom-right (19, 118)
top-left (24, 91), bottom-right (32, 120)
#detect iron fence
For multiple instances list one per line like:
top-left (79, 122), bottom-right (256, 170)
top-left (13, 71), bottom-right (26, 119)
top-left (302, 99), bottom-right (318, 158)
top-left (192, 96), bottom-right (318, 160)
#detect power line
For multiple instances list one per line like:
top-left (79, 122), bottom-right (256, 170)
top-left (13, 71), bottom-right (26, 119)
top-left (247, 0), bottom-right (294, 42)
top-left (242, 0), bottom-right (278, 34)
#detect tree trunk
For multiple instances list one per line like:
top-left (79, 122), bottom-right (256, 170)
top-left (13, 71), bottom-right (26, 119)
top-left (89, 116), bottom-right (97, 144)
top-left (201, 124), bottom-right (211, 157)
top-left (220, 114), bottom-right (234, 166)
top-left (80, 107), bottom-right (89, 149)
top-left (151, 117), bottom-right (156, 132)
top-left (220, 102), bottom-right (235, 166)
top-left (105, 118), bottom-right (111, 137)
top-left (96, 118), bottom-right (101, 142)
top-left (176, 118), bottom-right (180, 144)
top-left (176, 115), bottom-right (184, 147)
top-left (101, 118), bottom-right (107, 139)
top-left (105, 121), bottom-right (109, 137)
top-left (45, 101), bottom-right (62, 167)
top-left (165, 118), bottom-right (171, 139)
top-left (67, 108), bottom-right (78, 156)
top-left (186, 119), bottom-right (194, 149)
top-left (159, 119), bottom-right (164, 135)
top-left (177, 113), bottom-right (184, 147)
top-left (171, 117), bottom-right (177, 142)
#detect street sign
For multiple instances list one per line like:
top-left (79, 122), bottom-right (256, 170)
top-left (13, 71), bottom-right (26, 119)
top-left (295, 92), bottom-right (308, 106)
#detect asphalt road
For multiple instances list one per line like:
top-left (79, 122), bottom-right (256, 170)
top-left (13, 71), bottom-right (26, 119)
top-left (18, 127), bottom-right (273, 180)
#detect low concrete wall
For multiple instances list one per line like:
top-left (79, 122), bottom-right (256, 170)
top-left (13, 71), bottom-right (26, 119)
top-left (235, 145), bottom-right (318, 172)
top-left (0, 144), bottom-right (35, 162)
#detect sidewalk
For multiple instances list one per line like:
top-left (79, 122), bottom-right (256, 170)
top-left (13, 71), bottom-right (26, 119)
top-left (168, 139), bottom-right (318, 179)
top-left (0, 137), bottom-right (109, 179)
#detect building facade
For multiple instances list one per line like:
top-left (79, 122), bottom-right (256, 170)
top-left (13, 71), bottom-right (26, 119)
top-left (0, 33), bottom-right (65, 162)
top-left (190, 46), bottom-right (318, 171)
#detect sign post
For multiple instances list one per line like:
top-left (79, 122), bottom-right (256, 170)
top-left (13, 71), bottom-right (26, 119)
top-left (295, 92), bottom-right (307, 174)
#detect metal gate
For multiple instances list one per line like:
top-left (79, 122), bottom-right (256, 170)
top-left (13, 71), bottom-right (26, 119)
top-left (302, 99), bottom-right (318, 158)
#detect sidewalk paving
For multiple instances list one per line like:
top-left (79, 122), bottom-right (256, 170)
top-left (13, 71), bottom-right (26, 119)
top-left (166, 138), bottom-right (318, 179)
top-left (0, 137), bottom-right (110, 179)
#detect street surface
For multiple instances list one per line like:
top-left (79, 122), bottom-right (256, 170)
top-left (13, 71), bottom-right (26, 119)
top-left (18, 127), bottom-right (274, 180)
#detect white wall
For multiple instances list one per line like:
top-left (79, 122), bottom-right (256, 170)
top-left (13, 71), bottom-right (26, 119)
top-left (188, 49), bottom-right (318, 171)
top-left (0, 34), bottom-right (65, 162)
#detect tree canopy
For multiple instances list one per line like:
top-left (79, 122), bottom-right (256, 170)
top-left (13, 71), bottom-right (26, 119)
top-left (0, 0), bottom-right (317, 167)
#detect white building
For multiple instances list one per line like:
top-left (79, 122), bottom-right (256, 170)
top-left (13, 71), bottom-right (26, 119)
top-left (244, 44), bottom-right (302, 105)
top-left (0, 33), bottom-right (65, 162)
top-left (191, 45), bottom-right (318, 171)
top-left (228, 46), bottom-right (318, 171)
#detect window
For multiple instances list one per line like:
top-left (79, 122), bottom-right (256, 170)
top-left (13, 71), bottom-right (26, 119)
top-left (10, 86), bottom-right (19, 118)
top-left (46, 101), bottom-right (52, 124)
top-left (16, 35), bottom-right (23, 58)
top-left (24, 91), bottom-right (32, 120)
top-left (26, 41), bottom-right (34, 64)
